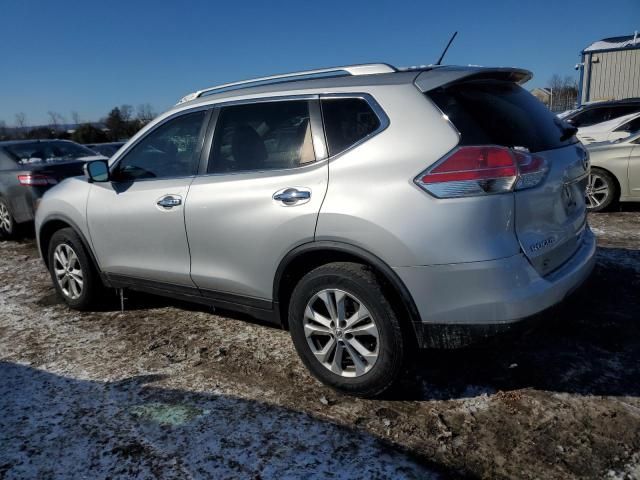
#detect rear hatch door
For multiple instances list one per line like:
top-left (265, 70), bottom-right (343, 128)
top-left (513, 144), bottom-right (589, 275)
top-left (423, 73), bottom-right (589, 275)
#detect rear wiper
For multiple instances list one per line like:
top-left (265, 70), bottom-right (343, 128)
top-left (560, 125), bottom-right (578, 141)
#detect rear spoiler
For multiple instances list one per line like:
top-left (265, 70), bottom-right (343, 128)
top-left (414, 66), bottom-right (533, 92)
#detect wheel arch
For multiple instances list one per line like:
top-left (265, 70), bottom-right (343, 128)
top-left (274, 241), bottom-right (422, 343)
top-left (38, 215), bottom-right (101, 274)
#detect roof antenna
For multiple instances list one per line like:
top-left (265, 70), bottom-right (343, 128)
top-left (435, 31), bottom-right (458, 65)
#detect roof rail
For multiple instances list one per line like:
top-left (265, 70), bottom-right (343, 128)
top-left (176, 63), bottom-right (396, 104)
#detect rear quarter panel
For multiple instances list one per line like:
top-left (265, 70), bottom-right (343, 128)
top-left (316, 84), bottom-right (521, 267)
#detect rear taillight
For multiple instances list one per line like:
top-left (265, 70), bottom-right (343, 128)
top-left (415, 146), bottom-right (548, 198)
top-left (17, 174), bottom-right (58, 186)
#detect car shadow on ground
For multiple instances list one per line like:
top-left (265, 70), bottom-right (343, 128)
top-left (408, 246), bottom-right (640, 400)
top-left (0, 361), bottom-right (451, 479)
top-left (32, 240), bottom-right (640, 402)
top-left (616, 203), bottom-right (640, 212)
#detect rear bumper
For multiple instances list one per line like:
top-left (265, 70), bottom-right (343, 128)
top-left (394, 228), bottom-right (596, 348)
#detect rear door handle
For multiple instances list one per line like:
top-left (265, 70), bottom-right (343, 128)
top-left (157, 195), bottom-right (182, 209)
top-left (273, 188), bottom-right (311, 206)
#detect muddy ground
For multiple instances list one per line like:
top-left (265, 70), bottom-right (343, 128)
top-left (1, 209), bottom-right (639, 479)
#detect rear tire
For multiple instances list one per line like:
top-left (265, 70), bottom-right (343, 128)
top-left (586, 168), bottom-right (617, 212)
top-left (0, 198), bottom-right (17, 239)
top-left (47, 228), bottom-right (101, 310)
top-left (288, 262), bottom-right (406, 398)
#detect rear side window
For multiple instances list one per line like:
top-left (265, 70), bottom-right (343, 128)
top-left (321, 98), bottom-right (381, 156)
top-left (208, 100), bottom-right (315, 174)
top-left (569, 107), bottom-right (613, 127)
top-left (429, 81), bottom-right (576, 153)
top-left (616, 116), bottom-right (640, 133)
top-left (5, 141), bottom-right (98, 165)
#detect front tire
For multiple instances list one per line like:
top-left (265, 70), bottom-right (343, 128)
top-left (586, 168), bottom-right (617, 212)
top-left (47, 228), bottom-right (101, 310)
top-left (289, 262), bottom-right (406, 397)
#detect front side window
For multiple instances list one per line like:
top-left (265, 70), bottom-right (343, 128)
top-left (208, 100), bottom-right (315, 174)
top-left (113, 111), bottom-right (205, 181)
top-left (321, 98), bottom-right (381, 156)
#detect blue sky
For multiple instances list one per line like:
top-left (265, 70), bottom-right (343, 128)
top-left (1, 0), bottom-right (638, 125)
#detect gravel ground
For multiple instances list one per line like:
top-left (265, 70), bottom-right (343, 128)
top-left (1, 210), bottom-right (639, 479)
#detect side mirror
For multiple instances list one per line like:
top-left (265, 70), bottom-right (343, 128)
top-left (84, 160), bottom-right (110, 183)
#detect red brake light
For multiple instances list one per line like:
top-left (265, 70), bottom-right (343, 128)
top-left (415, 146), bottom-right (548, 198)
top-left (17, 174), bottom-right (58, 186)
top-left (421, 146), bottom-right (517, 183)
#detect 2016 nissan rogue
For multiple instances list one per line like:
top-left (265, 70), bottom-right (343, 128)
top-left (35, 63), bottom-right (596, 397)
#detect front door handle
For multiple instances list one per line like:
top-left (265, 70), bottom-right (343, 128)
top-left (273, 188), bottom-right (311, 206)
top-left (157, 195), bottom-right (182, 209)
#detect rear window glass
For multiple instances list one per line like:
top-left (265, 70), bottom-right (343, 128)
top-left (429, 81), bottom-right (576, 153)
top-left (5, 141), bottom-right (98, 165)
top-left (321, 98), bottom-right (381, 156)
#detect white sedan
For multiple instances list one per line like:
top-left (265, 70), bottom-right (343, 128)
top-left (586, 132), bottom-right (640, 211)
top-left (578, 112), bottom-right (640, 145)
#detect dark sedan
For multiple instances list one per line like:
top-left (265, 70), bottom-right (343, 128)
top-left (0, 140), bottom-right (106, 237)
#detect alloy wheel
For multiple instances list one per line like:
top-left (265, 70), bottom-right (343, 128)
top-left (0, 202), bottom-right (12, 234)
top-left (585, 173), bottom-right (610, 209)
top-left (303, 289), bottom-right (379, 377)
top-left (53, 243), bottom-right (84, 300)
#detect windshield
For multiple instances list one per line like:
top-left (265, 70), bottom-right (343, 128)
top-left (5, 141), bottom-right (98, 165)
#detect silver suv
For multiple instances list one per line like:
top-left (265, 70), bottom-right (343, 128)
top-left (35, 63), bottom-right (596, 397)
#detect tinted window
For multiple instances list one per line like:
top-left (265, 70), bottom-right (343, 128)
top-left (569, 107), bottom-right (611, 127)
top-left (208, 101), bottom-right (315, 174)
top-left (5, 140), bottom-right (97, 165)
top-left (321, 98), bottom-right (380, 156)
top-left (609, 105), bottom-right (640, 120)
top-left (113, 111), bottom-right (205, 181)
top-left (429, 81), bottom-right (576, 153)
top-left (616, 116), bottom-right (640, 133)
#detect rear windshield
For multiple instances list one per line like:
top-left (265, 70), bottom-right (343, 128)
top-left (428, 80), bottom-right (576, 153)
top-left (5, 141), bottom-right (97, 165)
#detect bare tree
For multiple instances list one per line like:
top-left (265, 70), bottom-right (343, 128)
top-left (47, 111), bottom-right (66, 130)
top-left (15, 112), bottom-right (27, 129)
top-left (136, 103), bottom-right (155, 124)
top-left (546, 74), bottom-right (578, 112)
top-left (71, 111), bottom-right (81, 125)
top-left (119, 104), bottom-right (133, 123)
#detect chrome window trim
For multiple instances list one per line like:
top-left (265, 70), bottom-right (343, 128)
top-left (319, 93), bottom-right (390, 159)
top-left (420, 91), bottom-right (462, 141)
top-left (108, 106), bottom-right (212, 183)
